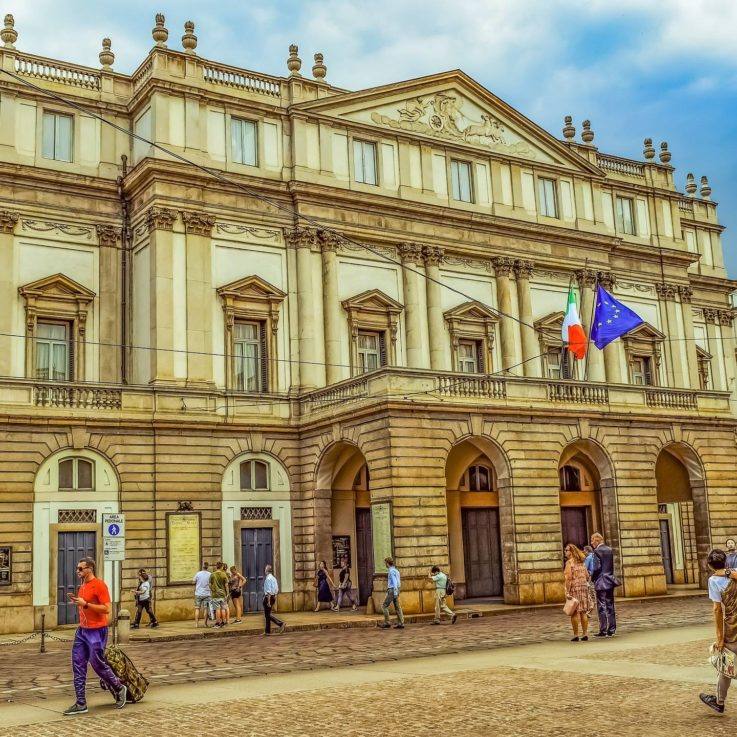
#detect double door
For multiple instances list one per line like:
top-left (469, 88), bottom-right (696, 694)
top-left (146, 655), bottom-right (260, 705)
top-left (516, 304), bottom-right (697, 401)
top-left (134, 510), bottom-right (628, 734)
top-left (241, 527), bottom-right (273, 612)
top-left (561, 507), bottom-right (589, 551)
top-left (461, 508), bottom-right (503, 598)
top-left (355, 508), bottom-right (374, 605)
top-left (57, 531), bottom-right (96, 625)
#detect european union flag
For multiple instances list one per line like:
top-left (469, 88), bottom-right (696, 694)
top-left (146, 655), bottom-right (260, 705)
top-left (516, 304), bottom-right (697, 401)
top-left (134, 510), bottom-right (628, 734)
top-left (591, 284), bottom-right (644, 350)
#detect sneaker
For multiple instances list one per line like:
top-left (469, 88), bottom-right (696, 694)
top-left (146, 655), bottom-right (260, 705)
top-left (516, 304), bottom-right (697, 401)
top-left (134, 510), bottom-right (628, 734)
top-left (277, 622), bottom-right (286, 634)
top-left (451, 614), bottom-right (458, 625)
top-left (571, 636), bottom-right (580, 642)
top-left (149, 622), bottom-right (159, 628)
top-left (593, 632), bottom-right (607, 638)
top-left (393, 623), bottom-right (405, 629)
top-left (581, 636), bottom-right (589, 641)
top-left (130, 624), bottom-right (140, 629)
top-left (700, 693), bottom-right (725, 714)
top-left (378, 623), bottom-right (391, 629)
top-left (606, 631), bottom-right (615, 637)
top-left (114, 685), bottom-right (127, 709)
top-left (431, 620), bottom-right (441, 625)
top-left (63, 703), bottom-right (88, 716)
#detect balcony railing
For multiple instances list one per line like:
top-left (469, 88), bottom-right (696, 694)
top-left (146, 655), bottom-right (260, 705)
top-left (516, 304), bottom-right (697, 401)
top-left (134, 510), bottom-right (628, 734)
top-left (202, 61), bottom-right (281, 97)
top-left (15, 53), bottom-right (101, 91)
top-left (436, 375), bottom-right (507, 399)
top-left (645, 388), bottom-right (698, 410)
top-left (547, 381), bottom-right (609, 405)
top-left (597, 154), bottom-right (645, 178)
top-left (303, 376), bottom-right (369, 409)
top-left (34, 383), bottom-right (122, 410)
top-left (677, 198), bottom-right (695, 213)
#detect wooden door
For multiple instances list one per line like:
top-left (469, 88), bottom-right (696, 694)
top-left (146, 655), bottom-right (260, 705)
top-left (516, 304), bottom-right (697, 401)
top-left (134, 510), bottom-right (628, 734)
top-left (461, 508), bottom-right (503, 598)
top-left (659, 518), bottom-right (674, 585)
top-left (57, 531), bottom-right (96, 625)
top-left (241, 527), bottom-right (273, 612)
top-left (355, 508), bottom-right (374, 605)
top-left (561, 507), bottom-right (589, 550)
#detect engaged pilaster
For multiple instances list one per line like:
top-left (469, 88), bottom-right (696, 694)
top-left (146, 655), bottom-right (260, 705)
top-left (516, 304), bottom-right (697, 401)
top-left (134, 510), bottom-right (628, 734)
top-left (320, 230), bottom-right (343, 385)
top-left (0, 210), bottom-right (18, 377)
top-left (96, 224), bottom-right (122, 383)
top-left (657, 282), bottom-right (687, 388)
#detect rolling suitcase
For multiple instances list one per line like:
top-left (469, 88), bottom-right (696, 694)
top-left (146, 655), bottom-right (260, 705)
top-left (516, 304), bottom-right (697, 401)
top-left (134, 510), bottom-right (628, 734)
top-left (101, 645), bottom-right (149, 702)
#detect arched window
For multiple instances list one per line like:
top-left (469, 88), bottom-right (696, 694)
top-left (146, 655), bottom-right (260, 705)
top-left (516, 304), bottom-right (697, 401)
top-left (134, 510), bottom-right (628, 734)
top-left (467, 464), bottom-right (492, 491)
top-left (559, 465), bottom-right (581, 491)
top-left (240, 460), bottom-right (269, 490)
top-left (58, 457), bottom-right (94, 490)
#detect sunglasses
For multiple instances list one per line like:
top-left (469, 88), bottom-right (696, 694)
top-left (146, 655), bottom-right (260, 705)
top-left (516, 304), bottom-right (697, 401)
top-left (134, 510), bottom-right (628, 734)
top-left (77, 566), bottom-right (88, 571)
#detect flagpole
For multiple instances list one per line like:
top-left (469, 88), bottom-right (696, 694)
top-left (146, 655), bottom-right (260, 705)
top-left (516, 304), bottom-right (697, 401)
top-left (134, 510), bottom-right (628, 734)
top-left (583, 271), bottom-right (598, 383)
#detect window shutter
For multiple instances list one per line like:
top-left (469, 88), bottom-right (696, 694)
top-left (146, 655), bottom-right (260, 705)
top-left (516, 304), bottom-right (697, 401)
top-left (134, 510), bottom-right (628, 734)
top-left (378, 332), bottom-right (387, 367)
top-left (259, 322), bottom-right (268, 392)
top-left (476, 340), bottom-right (485, 373)
top-left (561, 348), bottom-right (571, 379)
top-left (644, 358), bottom-right (653, 386)
top-left (68, 324), bottom-right (75, 381)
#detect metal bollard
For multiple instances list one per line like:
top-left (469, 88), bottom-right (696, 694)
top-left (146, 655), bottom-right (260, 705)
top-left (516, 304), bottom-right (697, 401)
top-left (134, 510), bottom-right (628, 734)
top-left (40, 612), bottom-right (46, 654)
top-left (117, 608), bottom-right (131, 644)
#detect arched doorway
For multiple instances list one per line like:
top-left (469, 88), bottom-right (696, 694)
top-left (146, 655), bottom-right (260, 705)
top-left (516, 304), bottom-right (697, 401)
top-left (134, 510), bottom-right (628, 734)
top-left (317, 442), bottom-right (373, 606)
top-left (655, 443), bottom-right (709, 587)
top-left (446, 437), bottom-right (509, 600)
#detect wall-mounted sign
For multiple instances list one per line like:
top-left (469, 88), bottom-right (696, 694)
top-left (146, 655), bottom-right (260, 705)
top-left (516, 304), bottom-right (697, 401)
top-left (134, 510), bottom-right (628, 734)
top-left (331, 535), bottom-right (351, 568)
top-left (371, 501), bottom-right (393, 574)
top-left (167, 512), bottom-right (201, 584)
top-left (0, 546), bottom-right (10, 586)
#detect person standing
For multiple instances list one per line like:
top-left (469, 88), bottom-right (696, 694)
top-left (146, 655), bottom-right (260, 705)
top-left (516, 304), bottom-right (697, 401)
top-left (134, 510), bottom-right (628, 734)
top-left (209, 562), bottom-right (230, 628)
top-left (193, 562), bottom-right (212, 628)
top-left (263, 564), bottom-right (286, 635)
top-left (590, 532), bottom-right (618, 637)
top-left (229, 565), bottom-right (246, 623)
top-left (700, 549), bottom-right (737, 713)
top-left (726, 539), bottom-right (737, 570)
top-left (429, 565), bottom-right (457, 625)
top-left (314, 560), bottom-right (336, 612)
top-left (583, 545), bottom-right (595, 576)
top-left (333, 556), bottom-right (358, 612)
top-left (63, 557), bottom-right (127, 716)
top-left (131, 570), bottom-right (158, 629)
top-left (564, 543), bottom-right (594, 642)
top-left (379, 557), bottom-right (404, 629)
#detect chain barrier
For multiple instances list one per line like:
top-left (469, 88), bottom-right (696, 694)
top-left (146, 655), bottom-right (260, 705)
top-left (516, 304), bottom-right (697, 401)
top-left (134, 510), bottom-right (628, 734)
top-left (0, 631), bottom-right (38, 646)
top-left (44, 632), bottom-right (75, 642)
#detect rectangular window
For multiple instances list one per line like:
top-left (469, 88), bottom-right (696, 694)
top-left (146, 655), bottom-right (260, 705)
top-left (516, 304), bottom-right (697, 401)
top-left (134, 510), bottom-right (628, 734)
top-left (42, 112), bottom-right (73, 162)
top-left (538, 177), bottom-right (558, 218)
top-left (231, 118), bottom-right (258, 166)
top-left (450, 160), bottom-right (473, 202)
top-left (353, 140), bottom-right (377, 185)
top-left (615, 196), bottom-right (636, 235)
top-left (233, 322), bottom-right (264, 391)
top-left (457, 340), bottom-right (481, 373)
top-left (36, 322), bottom-right (70, 381)
top-left (546, 348), bottom-right (562, 380)
top-left (630, 356), bottom-right (653, 385)
top-left (357, 331), bottom-right (381, 373)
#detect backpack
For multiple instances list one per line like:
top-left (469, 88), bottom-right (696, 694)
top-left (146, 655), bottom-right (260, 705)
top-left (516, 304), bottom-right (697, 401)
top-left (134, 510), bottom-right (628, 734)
top-left (445, 576), bottom-right (455, 596)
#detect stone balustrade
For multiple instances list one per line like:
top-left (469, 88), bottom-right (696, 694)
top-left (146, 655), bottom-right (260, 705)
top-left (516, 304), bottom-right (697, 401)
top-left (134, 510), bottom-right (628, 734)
top-left (202, 61), bottom-right (281, 97)
top-left (15, 53), bottom-right (101, 90)
top-left (34, 382), bottom-right (121, 409)
top-left (596, 154), bottom-right (645, 178)
top-left (645, 388), bottom-right (698, 410)
top-left (547, 381), bottom-right (609, 405)
top-left (436, 374), bottom-right (507, 399)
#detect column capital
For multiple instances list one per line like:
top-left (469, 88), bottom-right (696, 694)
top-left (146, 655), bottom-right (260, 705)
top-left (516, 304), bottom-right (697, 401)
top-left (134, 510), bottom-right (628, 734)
top-left (491, 256), bottom-right (514, 277)
top-left (655, 282), bottom-right (678, 301)
top-left (574, 268), bottom-right (598, 289)
top-left (719, 309), bottom-right (735, 327)
top-left (514, 259), bottom-right (534, 279)
top-left (145, 206), bottom-right (177, 232)
top-left (95, 223), bottom-right (120, 247)
top-left (285, 226), bottom-right (319, 249)
top-left (317, 229), bottom-right (341, 253)
top-left (422, 245), bottom-right (445, 267)
top-left (398, 242), bottom-right (425, 265)
top-left (678, 285), bottom-right (693, 304)
top-left (597, 271), bottom-right (616, 290)
top-left (0, 209), bottom-right (19, 234)
top-left (181, 210), bottom-right (215, 236)
top-left (703, 307), bottom-right (720, 324)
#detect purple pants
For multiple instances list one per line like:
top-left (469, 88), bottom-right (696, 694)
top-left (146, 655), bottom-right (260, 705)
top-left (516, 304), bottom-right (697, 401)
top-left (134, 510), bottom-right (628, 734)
top-left (72, 626), bottom-right (121, 705)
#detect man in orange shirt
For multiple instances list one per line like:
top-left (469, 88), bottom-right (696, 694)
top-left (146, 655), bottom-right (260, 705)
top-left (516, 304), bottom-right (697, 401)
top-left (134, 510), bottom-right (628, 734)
top-left (63, 557), bottom-right (127, 715)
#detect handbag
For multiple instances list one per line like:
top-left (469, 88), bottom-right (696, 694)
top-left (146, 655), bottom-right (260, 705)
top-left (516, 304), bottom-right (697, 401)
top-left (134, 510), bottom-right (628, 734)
top-left (710, 644), bottom-right (737, 679)
top-left (563, 596), bottom-right (579, 616)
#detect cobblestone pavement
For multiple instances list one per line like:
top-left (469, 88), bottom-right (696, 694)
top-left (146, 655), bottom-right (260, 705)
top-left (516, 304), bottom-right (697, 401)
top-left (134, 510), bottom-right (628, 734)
top-left (1, 595), bottom-right (711, 702)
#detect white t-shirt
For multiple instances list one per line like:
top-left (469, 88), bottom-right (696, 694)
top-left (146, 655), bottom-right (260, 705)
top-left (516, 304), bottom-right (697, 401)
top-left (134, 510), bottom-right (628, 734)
top-left (709, 575), bottom-right (730, 602)
top-left (137, 579), bottom-right (151, 601)
top-left (193, 570), bottom-right (212, 597)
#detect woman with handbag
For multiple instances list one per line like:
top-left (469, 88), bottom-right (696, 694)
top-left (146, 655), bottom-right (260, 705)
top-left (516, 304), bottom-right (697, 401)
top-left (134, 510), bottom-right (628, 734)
top-left (564, 543), bottom-right (594, 642)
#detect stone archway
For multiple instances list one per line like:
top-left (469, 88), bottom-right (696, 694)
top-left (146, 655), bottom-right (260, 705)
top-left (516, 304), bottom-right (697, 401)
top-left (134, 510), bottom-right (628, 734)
top-left (656, 442), bottom-right (710, 587)
top-left (445, 436), bottom-right (515, 602)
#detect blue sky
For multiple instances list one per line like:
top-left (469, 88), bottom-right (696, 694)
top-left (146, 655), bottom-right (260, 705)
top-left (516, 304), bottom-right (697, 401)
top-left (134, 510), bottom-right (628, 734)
top-left (13, 1), bottom-right (737, 275)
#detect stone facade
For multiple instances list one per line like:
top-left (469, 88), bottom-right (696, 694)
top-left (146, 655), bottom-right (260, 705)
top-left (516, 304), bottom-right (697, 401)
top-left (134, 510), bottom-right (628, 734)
top-left (0, 15), bottom-right (735, 633)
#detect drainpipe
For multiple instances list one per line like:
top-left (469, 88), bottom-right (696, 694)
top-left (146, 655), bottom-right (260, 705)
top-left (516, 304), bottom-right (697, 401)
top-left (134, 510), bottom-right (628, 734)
top-left (117, 155), bottom-right (130, 384)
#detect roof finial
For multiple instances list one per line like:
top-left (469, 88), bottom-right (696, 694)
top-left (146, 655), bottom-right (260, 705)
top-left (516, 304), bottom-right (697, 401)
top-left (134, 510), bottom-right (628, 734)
top-left (700, 175), bottom-right (712, 200)
top-left (643, 138), bottom-right (655, 160)
top-left (182, 20), bottom-right (197, 54)
top-left (1, 14), bottom-right (17, 49)
top-left (287, 44), bottom-right (302, 76)
top-left (581, 119), bottom-right (594, 144)
top-left (685, 172), bottom-right (697, 197)
top-left (659, 141), bottom-right (671, 164)
top-left (562, 115), bottom-right (575, 140)
top-left (312, 52), bottom-right (327, 80)
top-left (99, 38), bottom-right (114, 70)
top-left (152, 13), bottom-right (168, 47)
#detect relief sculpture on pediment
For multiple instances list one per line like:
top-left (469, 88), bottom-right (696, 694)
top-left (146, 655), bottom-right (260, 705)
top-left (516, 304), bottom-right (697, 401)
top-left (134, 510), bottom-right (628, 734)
top-left (370, 92), bottom-right (535, 157)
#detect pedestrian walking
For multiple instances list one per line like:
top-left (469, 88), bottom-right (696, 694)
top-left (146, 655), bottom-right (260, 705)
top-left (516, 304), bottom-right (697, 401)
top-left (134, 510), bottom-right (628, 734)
top-left (63, 557), bottom-right (127, 715)
top-left (590, 532), bottom-right (618, 637)
top-left (131, 570), bottom-right (158, 629)
top-left (563, 543), bottom-right (594, 642)
top-left (379, 557), bottom-right (404, 629)
top-left (726, 539), bottom-right (737, 570)
top-left (263, 564), bottom-right (286, 635)
top-left (193, 562), bottom-right (212, 628)
top-left (700, 548), bottom-right (737, 713)
top-left (209, 562), bottom-right (230, 628)
top-left (332, 556), bottom-right (358, 611)
top-left (429, 565), bottom-right (457, 625)
top-left (314, 560), bottom-right (336, 612)
top-left (229, 565), bottom-right (246, 623)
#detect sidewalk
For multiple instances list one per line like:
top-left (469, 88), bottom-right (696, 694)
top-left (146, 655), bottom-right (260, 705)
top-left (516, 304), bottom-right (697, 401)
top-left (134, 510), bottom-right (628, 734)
top-left (0, 587), bottom-right (705, 646)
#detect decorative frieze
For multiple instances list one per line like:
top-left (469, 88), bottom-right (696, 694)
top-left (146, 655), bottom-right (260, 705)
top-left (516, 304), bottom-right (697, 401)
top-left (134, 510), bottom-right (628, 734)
top-left (0, 210), bottom-right (19, 234)
top-left (181, 211), bottom-right (216, 236)
top-left (444, 254), bottom-right (491, 272)
top-left (95, 224), bottom-right (120, 247)
top-left (216, 223), bottom-right (279, 240)
top-left (145, 207), bottom-right (177, 232)
top-left (22, 219), bottom-right (92, 238)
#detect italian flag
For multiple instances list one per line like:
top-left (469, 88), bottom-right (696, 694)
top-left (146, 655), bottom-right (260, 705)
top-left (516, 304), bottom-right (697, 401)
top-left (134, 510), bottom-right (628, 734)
top-left (562, 286), bottom-right (587, 359)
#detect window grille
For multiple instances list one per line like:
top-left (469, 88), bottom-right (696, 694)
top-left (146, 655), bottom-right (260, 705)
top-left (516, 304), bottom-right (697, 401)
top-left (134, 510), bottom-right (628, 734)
top-left (58, 509), bottom-right (97, 524)
top-left (240, 507), bottom-right (272, 520)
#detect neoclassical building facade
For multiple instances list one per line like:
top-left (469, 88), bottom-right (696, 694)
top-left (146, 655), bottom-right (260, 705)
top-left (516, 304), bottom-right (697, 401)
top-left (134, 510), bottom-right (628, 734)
top-left (0, 14), bottom-right (735, 632)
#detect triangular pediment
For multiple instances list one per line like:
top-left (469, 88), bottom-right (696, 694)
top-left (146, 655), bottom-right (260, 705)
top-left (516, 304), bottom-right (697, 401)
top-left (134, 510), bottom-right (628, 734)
top-left (696, 345), bottom-right (712, 360)
top-left (625, 322), bottom-right (665, 342)
top-left (342, 289), bottom-right (404, 314)
top-left (294, 71), bottom-right (601, 173)
top-left (217, 275), bottom-right (286, 302)
top-left (444, 300), bottom-right (499, 322)
top-left (18, 273), bottom-right (96, 301)
top-left (534, 311), bottom-right (565, 331)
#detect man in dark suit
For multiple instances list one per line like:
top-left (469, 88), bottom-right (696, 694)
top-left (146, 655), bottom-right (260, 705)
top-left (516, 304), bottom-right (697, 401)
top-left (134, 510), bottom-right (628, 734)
top-left (590, 532), bottom-right (618, 637)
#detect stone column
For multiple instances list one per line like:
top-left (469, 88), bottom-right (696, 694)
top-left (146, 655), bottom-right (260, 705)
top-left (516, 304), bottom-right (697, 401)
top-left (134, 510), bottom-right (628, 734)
top-left (181, 211), bottom-right (216, 387)
top-left (492, 257), bottom-right (518, 373)
top-left (399, 242), bottom-right (428, 369)
top-left (95, 224), bottom-right (122, 383)
top-left (678, 286), bottom-right (700, 390)
top-left (599, 273), bottom-right (622, 384)
top-left (0, 210), bottom-right (18, 378)
top-left (147, 207), bottom-right (177, 384)
top-left (514, 259), bottom-right (540, 377)
top-left (289, 228), bottom-right (319, 389)
top-left (576, 269), bottom-right (606, 382)
top-left (720, 309), bottom-right (737, 395)
top-left (423, 246), bottom-right (446, 371)
top-left (320, 231), bottom-right (342, 385)
top-left (704, 309), bottom-right (723, 391)
top-left (657, 282), bottom-right (687, 388)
